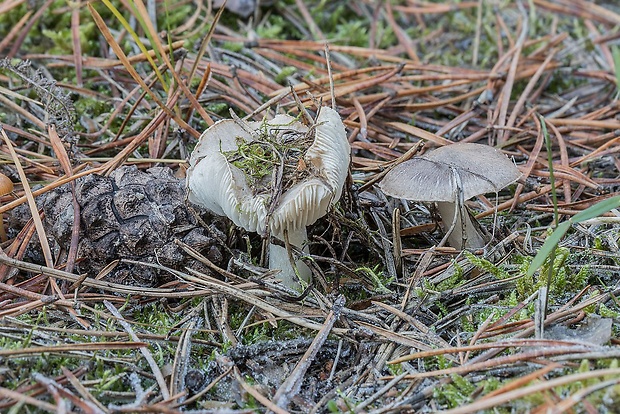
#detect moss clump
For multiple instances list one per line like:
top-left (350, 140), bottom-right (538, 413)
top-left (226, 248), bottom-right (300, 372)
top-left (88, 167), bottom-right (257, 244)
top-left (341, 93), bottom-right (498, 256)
top-left (223, 115), bottom-right (315, 197)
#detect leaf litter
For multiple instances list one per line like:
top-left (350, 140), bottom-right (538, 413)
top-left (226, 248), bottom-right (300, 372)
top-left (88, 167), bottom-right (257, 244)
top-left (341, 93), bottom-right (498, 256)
top-left (1, 0), bottom-right (620, 412)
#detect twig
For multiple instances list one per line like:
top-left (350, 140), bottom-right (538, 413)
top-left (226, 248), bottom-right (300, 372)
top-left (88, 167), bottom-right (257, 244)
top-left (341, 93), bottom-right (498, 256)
top-left (273, 295), bottom-right (345, 409)
top-left (103, 300), bottom-right (171, 400)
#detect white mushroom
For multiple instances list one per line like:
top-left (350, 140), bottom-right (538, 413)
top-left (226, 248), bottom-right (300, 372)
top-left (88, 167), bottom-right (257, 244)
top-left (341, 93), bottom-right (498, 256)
top-left (187, 107), bottom-right (350, 288)
top-left (378, 143), bottom-right (521, 249)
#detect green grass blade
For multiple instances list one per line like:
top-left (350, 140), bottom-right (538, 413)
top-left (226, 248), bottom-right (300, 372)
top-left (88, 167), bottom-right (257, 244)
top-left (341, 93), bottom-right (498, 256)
top-left (540, 114), bottom-right (557, 317)
top-left (99, 0), bottom-right (168, 92)
top-left (540, 115), bottom-right (558, 226)
top-left (527, 196), bottom-right (620, 277)
top-left (571, 195), bottom-right (620, 222)
top-left (527, 221), bottom-right (570, 277)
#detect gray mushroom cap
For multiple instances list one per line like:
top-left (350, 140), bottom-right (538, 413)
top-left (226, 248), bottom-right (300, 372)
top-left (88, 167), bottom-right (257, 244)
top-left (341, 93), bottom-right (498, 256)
top-left (378, 143), bottom-right (521, 202)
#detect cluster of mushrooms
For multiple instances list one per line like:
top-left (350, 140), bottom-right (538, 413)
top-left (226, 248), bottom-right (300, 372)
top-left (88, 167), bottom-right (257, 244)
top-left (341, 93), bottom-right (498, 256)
top-left (187, 107), bottom-right (350, 288)
top-left (187, 107), bottom-right (520, 288)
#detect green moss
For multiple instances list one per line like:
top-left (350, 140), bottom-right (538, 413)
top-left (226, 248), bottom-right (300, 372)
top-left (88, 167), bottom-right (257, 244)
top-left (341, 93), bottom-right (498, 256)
top-left (256, 14), bottom-right (292, 40)
top-left (333, 20), bottom-right (369, 47)
top-left (222, 114), bottom-right (312, 197)
top-left (42, 22), bottom-right (97, 55)
top-left (600, 303), bottom-right (620, 318)
top-left (356, 264), bottom-right (393, 294)
top-left (435, 261), bottom-right (464, 291)
top-left (275, 66), bottom-right (297, 84)
top-left (464, 251), bottom-right (511, 279)
top-left (433, 374), bottom-right (475, 409)
top-left (221, 41), bottom-right (245, 53)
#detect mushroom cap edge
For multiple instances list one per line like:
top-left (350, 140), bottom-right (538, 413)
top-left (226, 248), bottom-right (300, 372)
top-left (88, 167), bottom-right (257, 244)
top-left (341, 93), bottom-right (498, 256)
top-left (378, 142), bottom-right (521, 202)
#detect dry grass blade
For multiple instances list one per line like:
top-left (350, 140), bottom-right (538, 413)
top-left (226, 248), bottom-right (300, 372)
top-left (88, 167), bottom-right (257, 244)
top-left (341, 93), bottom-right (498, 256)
top-left (61, 367), bottom-right (110, 414)
top-left (495, 4), bottom-right (529, 144)
top-left (0, 341), bottom-right (147, 357)
top-left (386, 122), bottom-right (454, 147)
top-left (388, 339), bottom-right (591, 364)
top-left (0, 386), bottom-right (59, 412)
top-left (233, 366), bottom-right (288, 414)
top-left (103, 300), bottom-right (171, 400)
top-left (388, 346), bottom-right (592, 380)
top-left (70, 0), bottom-right (82, 86)
top-left (480, 363), bottom-right (562, 400)
top-left (169, 317), bottom-right (199, 403)
top-left (34, 373), bottom-right (107, 414)
top-left (87, 4), bottom-right (198, 137)
top-left (0, 126), bottom-right (53, 267)
top-left (546, 378), bottom-right (620, 413)
top-left (131, 0), bottom-right (214, 127)
top-left (0, 0), bottom-right (26, 14)
top-left (187, 1), bottom-right (226, 99)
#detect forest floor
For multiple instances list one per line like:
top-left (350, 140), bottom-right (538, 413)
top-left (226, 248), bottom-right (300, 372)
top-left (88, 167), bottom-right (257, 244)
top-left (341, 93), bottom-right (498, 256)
top-left (2, 0), bottom-right (620, 412)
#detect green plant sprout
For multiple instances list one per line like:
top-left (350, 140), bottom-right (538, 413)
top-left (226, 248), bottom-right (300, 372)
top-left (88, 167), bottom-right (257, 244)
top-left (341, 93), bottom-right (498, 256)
top-left (356, 264), bottom-right (393, 294)
top-left (527, 196), bottom-right (620, 278)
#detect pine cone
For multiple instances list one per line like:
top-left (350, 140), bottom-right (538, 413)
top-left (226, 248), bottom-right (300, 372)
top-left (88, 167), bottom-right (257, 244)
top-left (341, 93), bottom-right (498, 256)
top-left (11, 166), bottom-right (227, 286)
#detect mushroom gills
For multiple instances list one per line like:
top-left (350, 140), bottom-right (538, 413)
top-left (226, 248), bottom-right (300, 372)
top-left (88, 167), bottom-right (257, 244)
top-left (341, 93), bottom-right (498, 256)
top-left (377, 143), bottom-right (521, 250)
top-left (186, 106), bottom-right (350, 289)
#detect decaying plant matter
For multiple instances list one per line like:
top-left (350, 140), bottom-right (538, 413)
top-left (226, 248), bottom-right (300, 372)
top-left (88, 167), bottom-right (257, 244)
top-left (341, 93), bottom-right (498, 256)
top-left (9, 166), bottom-right (226, 286)
top-left (1, 0), bottom-right (620, 412)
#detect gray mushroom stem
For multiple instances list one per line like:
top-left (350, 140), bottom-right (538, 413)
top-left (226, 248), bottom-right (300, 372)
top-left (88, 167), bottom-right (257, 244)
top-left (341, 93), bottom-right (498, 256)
top-left (435, 201), bottom-right (486, 250)
top-left (269, 228), bottom-right (311, 287)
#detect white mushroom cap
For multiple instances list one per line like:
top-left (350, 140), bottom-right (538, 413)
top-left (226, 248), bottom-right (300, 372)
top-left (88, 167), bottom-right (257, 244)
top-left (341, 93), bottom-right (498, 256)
top-left (378, 143), bottom-right (521, 202)
top-left (269, 108), bottom-right (350, 241)
top-left (187, 107), bottom-right (350, 244)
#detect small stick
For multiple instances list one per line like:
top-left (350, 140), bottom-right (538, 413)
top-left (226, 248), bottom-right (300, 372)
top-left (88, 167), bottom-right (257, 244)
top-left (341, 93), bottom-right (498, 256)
top-left (0, 126), bottom-right (53, 268)
top-left (324, 42), bottom-right (336, 110)
top-left (273, 295), bottom-right (345, 409)
top-left (103, 300), bottom-right (171, 400)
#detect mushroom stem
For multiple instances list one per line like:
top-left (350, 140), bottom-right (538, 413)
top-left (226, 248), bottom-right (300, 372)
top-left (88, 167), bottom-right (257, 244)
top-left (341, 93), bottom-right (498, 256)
top-left (435, 201), bottom-right (486, 249)
top-left (269, 228), bottom-right (311, 289)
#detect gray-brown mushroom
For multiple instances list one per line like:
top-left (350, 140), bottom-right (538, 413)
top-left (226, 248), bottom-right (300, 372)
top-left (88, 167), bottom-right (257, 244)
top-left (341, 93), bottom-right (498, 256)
top-left (378, 143), bottom-right (521, 249)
